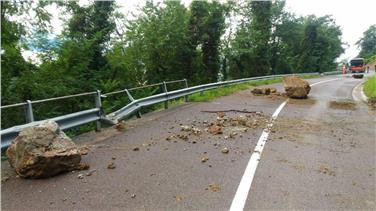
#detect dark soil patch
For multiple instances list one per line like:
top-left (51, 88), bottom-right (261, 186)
top-left (289, 98), bottom-right (317, 105)
top-left (367, 98), bottom-right (376, 110)
top-left (329, 100), bottom-right (356, 110)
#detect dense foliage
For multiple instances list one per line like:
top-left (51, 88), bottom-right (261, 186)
top-left (1, 0), bottom-right (347, 129)
top-left (357, 24), bottom-right (376, 61)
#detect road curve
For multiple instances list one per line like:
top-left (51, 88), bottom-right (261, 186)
top-left (1, 74), bottom-right (375, 210)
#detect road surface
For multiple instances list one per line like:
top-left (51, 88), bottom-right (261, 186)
top-left (2, 74), bottom-right (375, 210)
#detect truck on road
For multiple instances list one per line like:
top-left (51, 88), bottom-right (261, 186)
top-left (350, 58), bottom-right (365, 78)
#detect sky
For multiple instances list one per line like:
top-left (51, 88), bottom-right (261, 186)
top-left (22, 0), bottom-right (376, 63)
top-left (285, 0), bottom-right (376, 61)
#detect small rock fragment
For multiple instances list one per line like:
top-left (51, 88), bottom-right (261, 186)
top-left (270, 88), bottom-right (277, 93)
top-left (209, 125), bottom-right (223, 135)
top-left (177, 134), bottom-right (189, 141)
top-left (77, 174), bottom-right (84, 179)
top-left (132, 147), bottom-right (140, 151)
top-left (78, 146), bottom-right (90, 155)
top-left (217, 112), bottom-right (226, 118)
top-left (251, 88), bottom-right (263, 95)
top-left (181, 125), bottom-right (191, 132)
top-left (1, 176), bottom-right (9, 182)
top-left (191, 127), bottom-right (202, 135)
top-left (76, 163), bottom-right (90, 171)
top-left (107, 162), bottom-right (116, 169)
top-left (115, 122), bottom-right (126, 131)
top-left (221, 147), bottom-right (229, 154)
top-left (86, 169), bottom-right (96, 176)
top-left (229, 132), bottom-right (237, 138)
top-left (165, 135), bottom-right (175, 141)
top-left (208, 183), bottom-right (221, 192)
top-left (175, 195), bottom-right (183, 202)
top-left (201, 157), bottom-right (209, 163)
top-left (131, 194), bottom-right (136, 198)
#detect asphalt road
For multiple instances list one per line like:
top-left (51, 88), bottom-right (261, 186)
top-left (1, 74), bottom-right (375, 210)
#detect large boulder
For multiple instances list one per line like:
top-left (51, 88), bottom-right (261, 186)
top-left (283, 76), bottom-right (311, 99)
top-left (6, 121), bottom-right (82, 178)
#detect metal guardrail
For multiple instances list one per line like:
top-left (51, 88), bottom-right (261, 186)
top-left (322, 70), bottom-right (342, 75)
top-left (1, 72), bottom-right (339, 149)
top-left (1, 108), bottom-right (100, 148)
top-left (0, 79), bottom-right (188, 149)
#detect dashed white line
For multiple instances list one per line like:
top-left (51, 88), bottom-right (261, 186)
top-left (352, 81), bottom-right (368, 102)
top-left (229, 77), bottom-right (341, 211)
top-left (310, 78), bottom-right (340, 86)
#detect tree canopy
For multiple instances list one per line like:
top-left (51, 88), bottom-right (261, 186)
top-left (1, 0), bottom-right (348, 129)
top-left (357, 24), bottom-right (376, 60)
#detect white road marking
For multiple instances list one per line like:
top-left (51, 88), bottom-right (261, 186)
top-left (352, 81), bottom-right (368, 102)
top-left (229, 77), bottom-right (341, 211)
top-left (310, 78), bottom-right (340, 86)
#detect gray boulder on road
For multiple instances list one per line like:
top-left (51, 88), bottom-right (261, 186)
top-left (283, 76), bottom-right (311, 98)
top-left (6, 121), bottom-right (82, 178)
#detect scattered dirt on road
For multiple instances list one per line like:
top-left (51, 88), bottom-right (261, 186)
top-left (201, 156), bottom-right (209, 163)
top-left (1, 175), bottom-right (10, 183)
top-left (164, 111), bottom-right (269, 144)
top-left (367, 98), bottom-right (376, 110)
top-left (115, 121), bottom-right (127, 131)
top-left (209, 125), bottom-right (223, 135)
top-left (174, 195), bottom-right (184, 202)
top-left (276, 158), bottom-right (306, 173)
top-left (251, 87), bottom-right (277, 95)
top-left (329, 100), bottom-right (357, 110)
top-left (289, 98), bottom-right (317, 105)
top-left (207, 183), bottom-right (221, 192)
top-left (221, 147), bottom-right (229, 154)
top-left (251, 87), bottom-right (287, 101)
top-left (78, 146), bottom-right (90, 155)
top-left (107, 162), bottom-right (116, 169)
top-left (272, 117), bottom-right (323, 140)
top-left (317, 165), bottom-right (336, 176)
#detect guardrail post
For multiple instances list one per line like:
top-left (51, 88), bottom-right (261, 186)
top-left (184, 78), bottom-right (189, 102)
top-left (94, 90), bottom-right (102, 131)
top-left (125, 89), bottom-right (141, 118)
top-left (162, 81), bottom-right (168, 109)
top-left (25, 100), bottom-right (34, 123)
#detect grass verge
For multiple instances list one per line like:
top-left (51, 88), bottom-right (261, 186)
top-left (188, 74), bottom-right (319, 102)
top-left (364, 75), bottom-right (376, 100)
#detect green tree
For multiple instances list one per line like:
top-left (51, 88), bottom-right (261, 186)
top-left (228, 0), bottom-right (273, 78)
top-left (357, 25), bottom-right (376, 59)
top-left (250, 0), bottom-right (272, 76)
top-left (184, 1), bottom-right (226, 83)
top-left (1, 1), bottom-right (52, 104)
top-left (297, 16), bottom-right (343, 73)
top-left (123, 1), bottom-right (189, 84)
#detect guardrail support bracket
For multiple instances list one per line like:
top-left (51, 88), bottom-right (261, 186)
top-left (125, 89), bottom-right (142, 118)
top-left (25, 100), bottom-right (34, 123)
top-left (162, 82), bottom-right (168, 109)
top-left (94, 90), bottom-right (102, 131)
top-left (184, 79), bottom-right (189, 102)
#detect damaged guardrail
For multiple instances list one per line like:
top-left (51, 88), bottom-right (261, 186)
top-left (2, 71), bottom-right (340, 149)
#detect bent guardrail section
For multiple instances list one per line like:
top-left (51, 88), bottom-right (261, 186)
top-left (2, 71), bottom-right (339, 149)
top-left (1, 108), bottom-right (100, 148)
